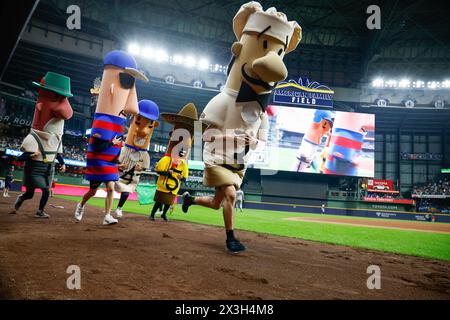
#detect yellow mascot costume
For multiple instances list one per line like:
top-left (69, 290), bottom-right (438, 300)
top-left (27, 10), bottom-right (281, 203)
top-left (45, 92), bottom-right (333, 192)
top-left (150, 103), bottom-right (200, 221)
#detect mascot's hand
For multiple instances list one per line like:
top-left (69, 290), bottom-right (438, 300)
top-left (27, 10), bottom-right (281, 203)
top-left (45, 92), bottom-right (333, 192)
top-left (112, 136), bottom-right (122, 146)
top-left (118, 163), bottom-right (127, 170)
top-left (244, 133), bottom-right (258, 148)
top-left (60, 164), bottom-right (66, 173)
top-left (177, 174), bottom-right (184, 180)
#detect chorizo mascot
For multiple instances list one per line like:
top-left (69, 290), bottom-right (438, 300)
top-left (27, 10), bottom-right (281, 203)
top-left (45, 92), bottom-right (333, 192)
top-left (113, 99), bottom-right (160, 218)
top-left (14, 72), bottom-right (73, 218)
top-left (150, 103), bottom-right (200, 222)
top-left (74, 50), bottom-right (148, 225)
top-left (182, 1), bottom-right (302, 253)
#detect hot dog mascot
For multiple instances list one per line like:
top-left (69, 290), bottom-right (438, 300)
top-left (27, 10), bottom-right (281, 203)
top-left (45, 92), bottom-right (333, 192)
top-left (181, 2), bottom-right (302, 253)
top-left (13, 72), bottom-right (73, 218)
top-left (74, 50), bottom-right (148, 225)
top-left (113, 100), bottom-right (160, 218)
top-left (149, 103), bottom-right (200, 221)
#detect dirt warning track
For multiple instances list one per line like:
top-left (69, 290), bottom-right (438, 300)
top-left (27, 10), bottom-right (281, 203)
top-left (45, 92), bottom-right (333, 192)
top-left (0, 194), bottom-right (449, 300)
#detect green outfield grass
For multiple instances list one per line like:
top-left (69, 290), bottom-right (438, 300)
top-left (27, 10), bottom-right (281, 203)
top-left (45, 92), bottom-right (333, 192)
top-left (57, 195), bottom-right (450, 261)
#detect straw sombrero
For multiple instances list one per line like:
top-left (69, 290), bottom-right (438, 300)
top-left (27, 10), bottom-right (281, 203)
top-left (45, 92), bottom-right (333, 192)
top-left (160, 103), bottom-right (200, 128)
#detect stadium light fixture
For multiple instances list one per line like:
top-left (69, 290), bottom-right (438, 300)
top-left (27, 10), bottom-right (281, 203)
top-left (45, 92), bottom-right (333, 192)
top-left (442, 80), bottom-right (450, 88)
top-left (197, 58), bottom-right (210, 71)
top-left (141, 47), bottom-right (155, 60)
top-left (372, 78), bottom-right (384, 88)
top-left (127, 42), bottom-right (227, 76)
top-left (156, 49), bottom-right (169, 62)
top-left (128, 43), bottom-right (141, 56)
top-left (386, 79), bottom-right (397, 88)
top-left (172, 54), bottom-right (184, 65)
top-left (398, 79), bottom-right (410, 88)
top-left (415, 80), bottom-right (425, 88)
top-left (184, 56), bottom-right (197, 68)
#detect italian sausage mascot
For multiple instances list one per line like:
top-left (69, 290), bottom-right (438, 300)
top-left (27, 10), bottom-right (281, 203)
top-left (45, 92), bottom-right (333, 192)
top-left (74, 50), bottom-right (148, 225)
top-left (150, 103), bottom-right (200, 222)
top-left (13, 72), bottom-right (73, 218)
top-left (182, 1), bottom-right (302, 253)
top-left (113, 99), bottom-right (160, 219)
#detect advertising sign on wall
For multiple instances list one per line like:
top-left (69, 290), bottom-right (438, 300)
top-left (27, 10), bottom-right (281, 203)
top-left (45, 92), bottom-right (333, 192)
top-left (272, 77), bottom-right (334, 108)
top-left (367, 179), bottom-right (394, 191)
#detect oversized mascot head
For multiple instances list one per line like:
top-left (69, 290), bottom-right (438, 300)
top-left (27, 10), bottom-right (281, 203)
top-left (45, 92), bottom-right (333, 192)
top-left (95, 50), bottom-right (149, 118)
top-left (125, 99), bottom-right (160, 150)
top-left (226, 1), bottom-right (302, 94)
top-left (31, 72), bottom-right (74, 134)
top-left (160, 103), bottom-right (200, 161)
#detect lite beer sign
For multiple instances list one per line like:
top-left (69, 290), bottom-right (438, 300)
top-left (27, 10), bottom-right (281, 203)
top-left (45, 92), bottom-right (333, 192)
top-left (273, 77), bottom-right (334, 108)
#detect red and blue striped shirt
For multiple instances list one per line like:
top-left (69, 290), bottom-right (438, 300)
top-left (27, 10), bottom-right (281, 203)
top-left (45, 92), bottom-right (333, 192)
top-left (85, 113), bottom-right (125, 182)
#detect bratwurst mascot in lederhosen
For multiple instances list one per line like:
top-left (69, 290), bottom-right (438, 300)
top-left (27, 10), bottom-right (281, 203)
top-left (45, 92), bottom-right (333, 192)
top-left (149, 103), bottom-right (200, 222)
top-left (182, 1), bottom-right (302, 253)
top-left (13, 72), bottom-right (73, 218)
top-left (113, 99), bottom-right (160, 219)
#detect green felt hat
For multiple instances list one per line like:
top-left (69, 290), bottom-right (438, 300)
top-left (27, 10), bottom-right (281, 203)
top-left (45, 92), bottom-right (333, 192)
top-left (32, 72), bottom-right (73, 98)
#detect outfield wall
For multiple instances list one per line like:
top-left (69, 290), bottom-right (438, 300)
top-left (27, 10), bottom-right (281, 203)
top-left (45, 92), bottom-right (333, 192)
top-left (245, 201), bottom-right (450, 223)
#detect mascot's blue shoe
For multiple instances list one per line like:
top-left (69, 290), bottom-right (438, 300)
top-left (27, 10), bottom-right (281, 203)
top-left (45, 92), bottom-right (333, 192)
top-left (226, 239), bottom-right (247, 253)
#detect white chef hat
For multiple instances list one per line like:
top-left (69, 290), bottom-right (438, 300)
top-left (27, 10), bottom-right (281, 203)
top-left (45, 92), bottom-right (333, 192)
top-left (233, 1), bottom-right (302, 54)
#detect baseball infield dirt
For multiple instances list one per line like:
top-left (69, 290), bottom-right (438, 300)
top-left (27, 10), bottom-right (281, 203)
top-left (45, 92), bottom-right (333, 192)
top-left (0, 194), bottom-right (449, 300)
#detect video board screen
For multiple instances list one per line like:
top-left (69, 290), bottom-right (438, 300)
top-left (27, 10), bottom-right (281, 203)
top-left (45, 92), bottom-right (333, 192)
top-left (248, 106), bottom-right (375, 177)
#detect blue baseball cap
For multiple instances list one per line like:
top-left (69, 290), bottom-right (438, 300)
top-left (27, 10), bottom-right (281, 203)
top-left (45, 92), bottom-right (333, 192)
top-left (103, 50), bottom-right (149, 82)
top-left (138, 100), bottom-right (159, 121)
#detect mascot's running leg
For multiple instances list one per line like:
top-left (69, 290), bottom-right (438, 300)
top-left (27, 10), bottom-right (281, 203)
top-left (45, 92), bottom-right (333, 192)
top-left (160, 204), bottom-right (171, 222)
top-left (36, 188), bottom-right (51, 218)
top-left (183, 186), bottom-right (244, 252)
top-left (14, 187), bottom-right (50, 218)
top-left (114, 192), bottom-right (130, 219)
top-left (149, 202), bottom-right (163, 221)
top-left (75, 181), bottom-right (100, 222)
top-left (14, 187), bottom-right (35, 213)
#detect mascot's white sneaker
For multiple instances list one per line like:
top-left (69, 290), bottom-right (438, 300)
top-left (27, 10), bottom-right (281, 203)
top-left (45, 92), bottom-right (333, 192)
top-left (103, 213), bottom-right (118, 225)
top-left (114, 208), bottom-right (123, 219)
top-left (74, 203), bottom-right (85, 222)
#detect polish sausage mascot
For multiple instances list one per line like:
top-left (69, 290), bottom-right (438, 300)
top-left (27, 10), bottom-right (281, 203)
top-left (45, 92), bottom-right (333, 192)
top-left (74, 50), bottom-right (148, 225)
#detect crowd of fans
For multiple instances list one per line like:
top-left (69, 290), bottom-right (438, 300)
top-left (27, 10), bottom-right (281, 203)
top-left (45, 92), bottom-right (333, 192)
top-left (0, 136), bottom-right (23, 150)
top-left (63, 144), bottom-right (86, 161)
top-left (412, 177), bottom-right (450, 214)
top-left (412, 178), bottom-right (450, 197)
top-left (0, 135), bottom-right (86, 162)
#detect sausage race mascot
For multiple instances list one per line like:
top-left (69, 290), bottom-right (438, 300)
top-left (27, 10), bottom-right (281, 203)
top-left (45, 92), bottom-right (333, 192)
top-left (13, 72), bottom-right (73, 218)
top-left (150, 103), bottom-right (200, 221)
top-left (74, 50), bottom-right (148, 225)
top-left (113, 99), bottom-right (160, 219)
top-left (182, 2), bottom-right (301, 253)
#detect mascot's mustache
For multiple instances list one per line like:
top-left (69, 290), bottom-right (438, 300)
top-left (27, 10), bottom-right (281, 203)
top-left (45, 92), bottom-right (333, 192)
top-left (241, 64), bottom-right (277, 91)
